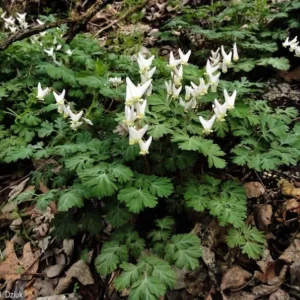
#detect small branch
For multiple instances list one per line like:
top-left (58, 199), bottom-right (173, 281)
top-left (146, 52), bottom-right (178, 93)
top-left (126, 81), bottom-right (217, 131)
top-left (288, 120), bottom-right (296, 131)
top-left (0, 0), bottom-right (113, 51)
top-left (93, 2), bottom-right (146, 38)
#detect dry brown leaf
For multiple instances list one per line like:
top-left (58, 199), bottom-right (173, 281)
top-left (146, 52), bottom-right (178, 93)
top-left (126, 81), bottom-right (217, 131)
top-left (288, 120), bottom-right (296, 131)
top-left (269, 288), bottom-right (290, 300)
top-left (278, 179), bottom-right (300, 199)
top-left (221, 266), bottom-right (252, 291)
top-left (33, 278), bottom-right (55, 297)
top-left (54, 260), bottom-right (94, 294)
top-left (8, 178), bottom-right (30, 200)
top-left (256, 204), bottom-right (272, 231)
top-left (222, 291), bottom-right (255, 300)
top-left (290, 262), bottom-right (300, 286)
top-left (46, 264), bottom-right (66, 278)
top-left (279, 234), bottom-right (300, 264)
top-left (37, 294), bottom-right (80, 300)
top-left (0, 241), bottom-right (40, 286)
top-left (252, 284), bottom-right (280, 298)
top-left (244, 182), bottom-right (265, 198)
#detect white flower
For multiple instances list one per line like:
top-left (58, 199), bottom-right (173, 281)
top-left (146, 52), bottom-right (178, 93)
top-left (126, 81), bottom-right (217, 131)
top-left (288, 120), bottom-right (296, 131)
top-left (125, 77), bottom-right (152, 105)
top-left (168, 51), bottom-right (181, 69)
top-left (53, 90), bottom-right (66, 105)
top-left (290, 41), bottom-right (299, 52)
top-left (172, 64), bottom-right (183, 85)
top-left (139, 136), bottom-right (152, 155)
top-left (224, 89), bottom-right (237, 109)
top-left (36, 19), bottom-right (44, 25)
top-left (221, 46), bottom-right (232, 66)
top-left (124, 105), bottom-right (137, 126)
top-left (137, 53), bottom-right (155, 73)
top-left (53, 59), bottom-right (63, 66)
top-left (37, 82), bottom-right (50, 100)
top-left (9, 26), bottom-right (17, 33)
top-left (210, 53), bottom-right (221, 66)
top-left (1, 12), bottom-right (7, 19)
top-left (62, 105), bottom-right (70, 118)
top-left (44, 47), bottom-right (55, 58)
top-left (109, 77), bottom-right (123, 86)
top-left (207, 72), bottom-right (221, 92)
top-left (190, 78), bottom-right (209, 98)
top-left (283, 36), bottom-right (297, 48)
top-left (66, 49), bottom-right (73, 56)
top-left (70, 121), bottom-right (83, 130)
top-left (233, 42), bottom-right (239, 61)
top-left (141, 67), bottom-right (156, 83)
top-left (172, 84), bottom-right (182, 98)
top-left (165, 80), bottom-right (172, 95)
top-left (128, 125), bottom-right (148, 145)
top-left (16, 13), bottom-right (26, 22)
top-left (295, 46), bottom-right (300, 57)
top-left (82, 117), bottom-right (93, 125)
top-left (57, 104), bottom-right (64, 114)
top-left (53, 37), bottom-right (57, 45)
top-left (19, 21), bottom-right (28, 29)
top-left (206, 60), bottom-right (220, 76)
top-left (40, 31), bottom-right (46, 37)
top-left (185, 86), bottom-right (193, 100)
top-left (179, 49), bottom-right (191, 65)
top-left (135, 100), bottom-right (147, 119)
top-left (56, 44), bottom-right (62, 51)
top-left (213, 99), bottom-right (227, 120)
top-left (3, 16), bottom-right (15, 26)
top-left (179, 97), bottom-right (195, 111)
top-left (211, 48), bottom-right (220, 59)
top-left (69, 109), bottom-right (83, 122)
top-left (221, 60), bottom-right (228, 73)
top-left (199, 115), bottom-right (216, 134)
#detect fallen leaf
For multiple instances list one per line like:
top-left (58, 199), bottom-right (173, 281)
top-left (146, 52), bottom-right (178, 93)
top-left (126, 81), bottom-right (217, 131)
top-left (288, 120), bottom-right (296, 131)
top-left (33, 278), bottom-right (55, 297)
top-left (63, 240), bottom-right (74, 265)
top-left (0, 241), bottom-right (40, 288)
top-left (45, 264), bottom-right (65, 278)
top-left (54, 260), bottom-right (94, 294)
top-left (221, 266), bottom-right (252, 291)
top-left (244, 182), bottom-right (265, 198)
top-left (255, 204), bottom-right (272, 231)
top-left (222, 291), bottom-right (254, 300)
top-left (37, 294), bottom-right (80, 300)
top-left (269, 288), bottom-right (290, 300)
top-left (8, 178), bottom-right (30, 201)
top-left (290, 262), bottom-right (300, 286)
top-left (278, 179), bottom-right (300, 199)
top-left (279, 234), bottom-right (300, 264)
top-left (252, 284), bottom-right (280, 298)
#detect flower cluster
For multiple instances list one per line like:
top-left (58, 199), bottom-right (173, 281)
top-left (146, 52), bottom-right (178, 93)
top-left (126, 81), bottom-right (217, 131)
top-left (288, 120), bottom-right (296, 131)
top-left (283, 36), bottom-right (300, 57)
top-left (1, 11), bottom-right (28, 32)
top-left (36, 83), bottom-right (92, 130)
top-left (123, 53), bottom-right (155, 155)
top-left (165, 44), bottom-right (238, 134)
top-left (43, 36), bottom-right (73, 66)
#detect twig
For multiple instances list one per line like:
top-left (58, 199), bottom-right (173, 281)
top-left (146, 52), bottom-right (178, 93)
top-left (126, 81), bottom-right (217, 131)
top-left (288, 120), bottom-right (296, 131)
top-left (93, 2), bottom-right (146, 38)
top-left (0, 0), bottom-right (113, 51)
top-left (0, 156), bottom-right (54, 195)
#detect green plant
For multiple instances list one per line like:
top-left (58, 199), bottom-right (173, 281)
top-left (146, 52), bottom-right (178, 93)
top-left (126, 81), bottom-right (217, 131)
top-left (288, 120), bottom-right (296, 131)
top-left (1, 5), bottom-right (299, 298)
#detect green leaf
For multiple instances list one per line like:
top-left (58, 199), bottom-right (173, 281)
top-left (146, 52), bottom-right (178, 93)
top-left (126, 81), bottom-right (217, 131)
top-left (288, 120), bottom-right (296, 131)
top-left (148, 124), bottom-right (172, 139)
top-left (81, 209), bottom-right (103, 235)
top-left (110, 164), bottom-right (134, 183)
top-left (114, 263), bottom-right (140, 291)
top-left (105, 203), bottom-right (132, 228)
top-left (227, 224), bottom-right (265, 259)
top-left (184, 185), bottom-right (209, 212)
top-left (65, 154), bottom-right (95, 171)
top-left (78, 165), bottom-right (118, 198)
top-left (95, 241), bottom-right (128, 276)
top-left (130, 275), bottom-right (166, 300)
top-left (38, 121), bottom-right (54, 138)
top-left (58, 190), bottom-right (84, 212)
top-left (118, 187), bottom-right (158, 213)
top-left (257, 57), bottom-right (290, 71)
top-left (165, 234), bottom-right (202, 270)
top-left (149, 177), bottom-right (173, 197)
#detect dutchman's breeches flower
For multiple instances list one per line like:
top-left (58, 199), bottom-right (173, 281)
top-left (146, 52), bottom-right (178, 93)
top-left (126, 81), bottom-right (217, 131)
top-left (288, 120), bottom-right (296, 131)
top-left (37, 82), bottom-right (50, 100)
top-left (224, 89), bottom-right (237, 109)
top-left (199, 115), bottom-right (216, 135)
top-left (128, 125), bottom-right (149, 145)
